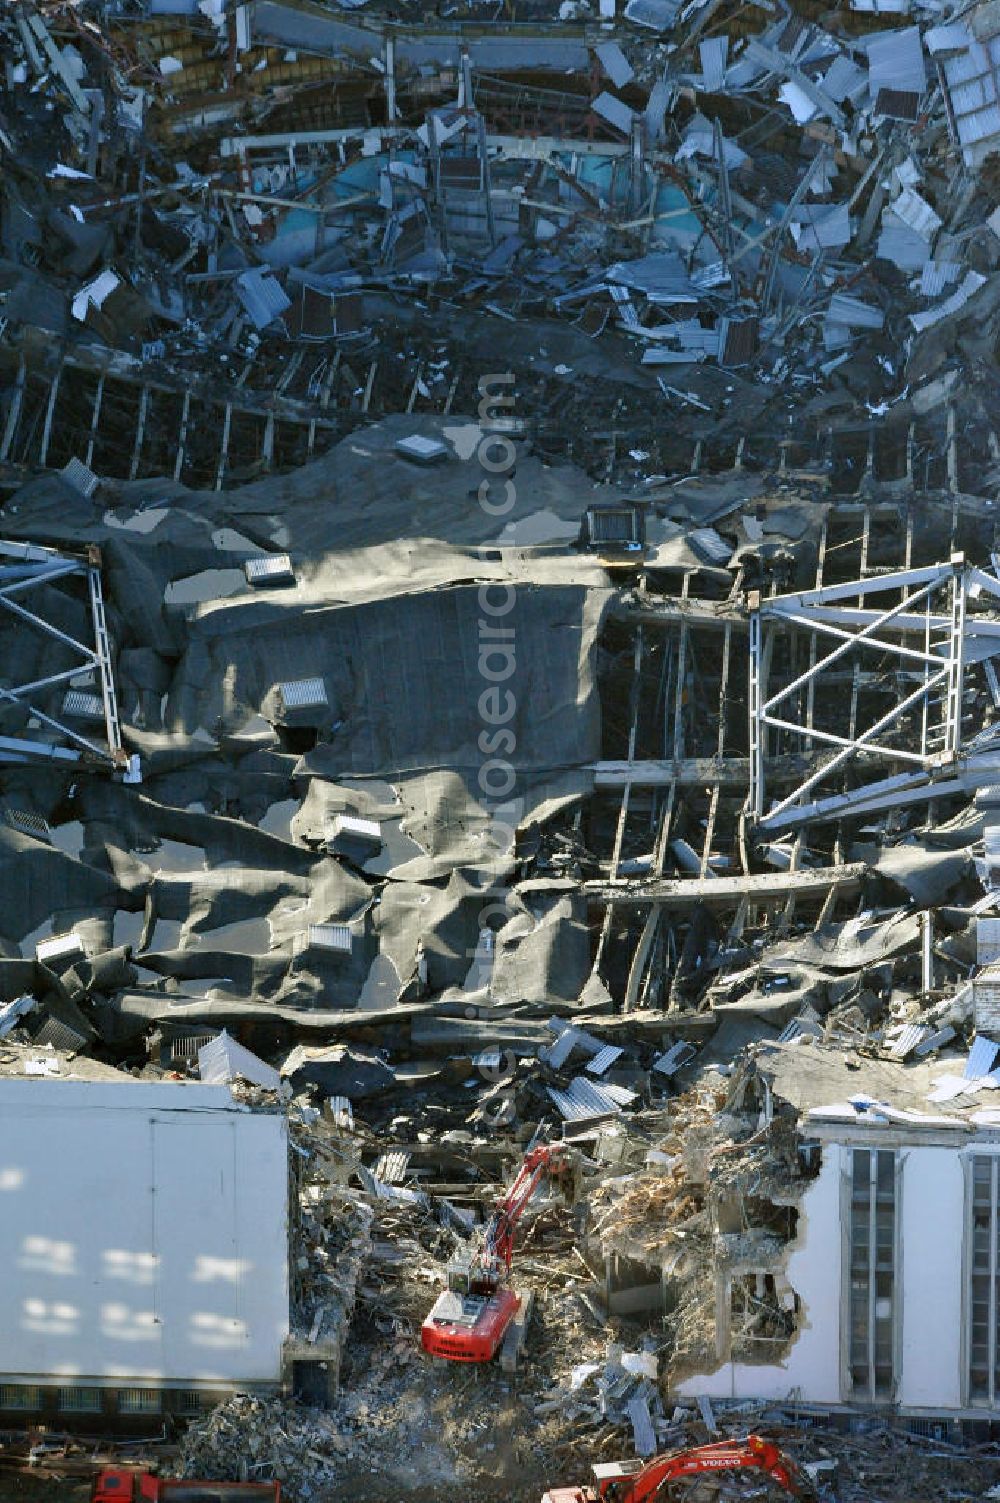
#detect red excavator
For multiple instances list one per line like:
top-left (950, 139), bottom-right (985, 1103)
top-left (92, 1474), bottom-right (280, 1503)
top-left (541, 1435), bottom-right (819, 1503)
top-left (421, 1140), bottom-right (578, 1365)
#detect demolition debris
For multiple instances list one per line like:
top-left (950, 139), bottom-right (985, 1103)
top-left (7, 0), bottom-right (1000, 1499)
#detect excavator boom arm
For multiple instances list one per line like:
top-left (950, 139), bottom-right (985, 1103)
top-left (597, 1436), bottom-right (817, 1503)
top-left (482, 1142), bottom-right (572, 1274)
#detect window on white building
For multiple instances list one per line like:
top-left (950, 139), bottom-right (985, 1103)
top-left (58, 1387), bottom-right (103, 1414)
top-left (847, 1147), bottom-right (896, 1398)
top-left (969, 1155), bottom-right (1000, 1403)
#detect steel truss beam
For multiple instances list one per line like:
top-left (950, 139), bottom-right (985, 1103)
top-left (0, 540), bottom-right (131, 777)
top-left (749, 554), bottom-right (992, 833)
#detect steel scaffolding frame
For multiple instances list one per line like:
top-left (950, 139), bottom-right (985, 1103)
top-left (748, 554), bottom-right (1000, 833)
top-left (0, 539), bottom-right (128, 775)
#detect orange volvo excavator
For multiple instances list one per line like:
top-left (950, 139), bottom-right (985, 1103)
top-left (421, 1140), bottom-right (578, 1364)
top-left (541, 1435), bottom-right (819, 1503)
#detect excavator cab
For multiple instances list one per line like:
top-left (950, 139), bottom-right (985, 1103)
top-left (445, 1248), bottom-right (503, 1298)
top-left (446, 1251), bottom-right (474, 1295)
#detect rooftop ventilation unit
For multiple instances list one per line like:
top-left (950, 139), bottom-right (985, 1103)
top-left (4, 809), bottom-right (51, 843)
top-left (245, 554), bottom-right (294, 587)
top-left (276, 678), bottom-right (328, 723)
top-left (62, 690), bottom-right (104, 721)
top-left (304, 923), bottom-right (352, 954)
top-left (36, 932), bottom-right (85, 965)
top-left (581, 504), bottom-right (644, 553)
top-left (328, 814), bottom-right (383, 859)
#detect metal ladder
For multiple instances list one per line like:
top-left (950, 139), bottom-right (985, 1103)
top-left (88, 564), bottom-right (124, 766)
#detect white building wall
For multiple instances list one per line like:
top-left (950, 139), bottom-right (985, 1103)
top-left (897, 1146), bottom-right (964, 1409)
top-left (0, 1078), bottom-right (289, 1386)
top-left (676, 1148), bottom-right (844, 1405)
top-left (676, 1141), bottom-right (969, 1410)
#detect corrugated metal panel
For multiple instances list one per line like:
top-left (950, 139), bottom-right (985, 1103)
top-left (822, 320), bottom-right (853, 352)
top-left (887, 1023), bottom-right (929, 1059)
top-left (891, 187), bottom-right (942, 237)
top-left (307, 922), bottom-right (352, 953)
top-left (642, 347), bottom-right (708, 366)
top-left (609, 284), bottom-right (640, 327)
top-left (688, 527), bottom-right (733, 564)
top-left (926, 21), bottom-right (972, 52)
top-left (607, 252), bottom-right (697, 303)
top-left (718, 314), bottom-right (759, 368)
top-left (547, 1076), bottom-right (637, 1121)
top-left (913, 1025), bottom-right (957, 1056)
top-left (939, 35), bottom-right (1000, 159)
top-left (592, 91), bottom-right (637, 135)
top-left (957, 103), bottom-right (1000, 147)
top-left (692, 261), bottom-right (730, 291)
top-left (874, 88), bottom-right (921, 120)
top-left (600, 1081), bottom-right (638, 1105)
top-left (866, 26), bottom-right (927, 96)
top-left (627, 1393), bottom-right (657, 1457)
top-left (652, 1041), bottom-right (697, 1075)
top-left (920, 260), bottom-right (962, 296)
top-left (877, 215), bottom-right (930, 271)
top-left (374, 1151), bottom-right (411, 1184)
top-left (644, 78), bottom-right (672, 142)
top-left (596, 41), bottom-right (635, 89)
top-left (670, 319), bottom-right (721, 351)
top-left (245, 553), bottom-right (294, 585)
top-left (328, 1095), bottom-right (353, 1130)
top-left (827, 293), bottom-right (884, 328)
top-left (278, 676), bottom-right (328, 711)
top-left (910, 269), bottom-right (986, 330)
top-left (979, 917), bottom-right (1000, 965)
top-left (235, 268), bottom-right (291, 330)
top-left (776, 13), bottom-right (808, 55)
top-left (965, 1034), bottom-right (1000, 1078)
top-left (676, 117), bottom-right (747, 168)
top-left (586, 1044), bottom-right (625, 1076)
top-left (779, 1017), bottom-right (824, 1043)
top-left (62, 690), bottom-right (104, 721)
top-left (546, 1025), bottom-right (582, 1068)
top-left (791, 201), bottom-right (852, 250)
top-left (357, 1165), bottom-right (426, 1206)
top-left (624, 0), bottom-right (679, 28)
top-left (699, 36), bottom-right (728, 91)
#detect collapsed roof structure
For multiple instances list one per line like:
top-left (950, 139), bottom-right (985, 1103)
top-left (7, 0), bottom-right (1000, 1495)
